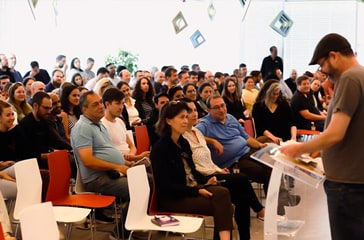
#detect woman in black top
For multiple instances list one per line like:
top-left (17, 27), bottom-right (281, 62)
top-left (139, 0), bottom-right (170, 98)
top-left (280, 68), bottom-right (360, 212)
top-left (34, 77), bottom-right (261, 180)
top-left (253, 80), bottom-right (297, 143)
top-left (150, 101), bottom-right (233, 240)
top-left (222, 77), bottom-right (249, 124)
top-left (132, 77), bottom-right (155, 124)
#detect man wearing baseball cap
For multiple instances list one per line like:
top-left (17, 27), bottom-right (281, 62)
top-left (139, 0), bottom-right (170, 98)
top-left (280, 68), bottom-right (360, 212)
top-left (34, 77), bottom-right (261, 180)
top-left (281, 33), bottom-right (364, 240)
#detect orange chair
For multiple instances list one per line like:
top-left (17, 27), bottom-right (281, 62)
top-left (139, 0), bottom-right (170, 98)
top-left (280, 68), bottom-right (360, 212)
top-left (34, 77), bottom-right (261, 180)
top-left (46, 150), bottom-right (119, 240)
top-left (134, 125), bottom-right (150, 155)
top-left (244, 118), bottom-right (256, 138)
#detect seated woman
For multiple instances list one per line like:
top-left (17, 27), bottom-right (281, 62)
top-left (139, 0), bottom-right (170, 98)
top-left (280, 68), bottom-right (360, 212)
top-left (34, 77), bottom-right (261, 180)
top-left (132, 77), bottom-right (155, 124)
top-left (252, 80), bottom-right (297, 144)
top-left (150, 101), bottom-right (234, 240)
top-left (7, 82), bottom-right (32, 122)
top-left (221, 77), bottom-right (250, 124)
top-left (196, 82), bottom-right (212, 118)
top-left (0, 100), bottom-right (30, 200)
top-left (182, 98), bottom-right (264, 240)
top-left (117, 81), bottom-right (141, 130)
top-left (60, 84), bottom-right (81, 142)
top-left (241, 75), bottom-right (259, 113)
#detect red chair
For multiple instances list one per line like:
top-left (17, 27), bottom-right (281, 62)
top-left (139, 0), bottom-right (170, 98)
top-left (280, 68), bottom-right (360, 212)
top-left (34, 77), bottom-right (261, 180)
top-left (296, 129), bottom-right (320, 142)
top-left (244, 118), bottom-right (256, 138)
top-left (135, 125), bottom-right (150, 154)
top-left (46, 150), bottom-right (119, 240)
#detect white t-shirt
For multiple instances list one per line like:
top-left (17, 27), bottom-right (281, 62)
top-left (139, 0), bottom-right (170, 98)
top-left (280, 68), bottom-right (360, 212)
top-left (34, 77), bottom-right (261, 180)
top-left (101, 117), bottom-right (130, 153)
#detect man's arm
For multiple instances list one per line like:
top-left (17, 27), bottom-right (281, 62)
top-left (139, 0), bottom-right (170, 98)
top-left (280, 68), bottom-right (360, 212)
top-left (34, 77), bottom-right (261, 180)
top-left (247, 137), bottom-right (266, 149)
top-left (77, 147), bottom-right (128, 175)
top-left (205, 136), bottom-right (224, 155)
top-left (280, 111), bottom-right (350, 158)
top-left (299, 109), bottom-right (326, 121)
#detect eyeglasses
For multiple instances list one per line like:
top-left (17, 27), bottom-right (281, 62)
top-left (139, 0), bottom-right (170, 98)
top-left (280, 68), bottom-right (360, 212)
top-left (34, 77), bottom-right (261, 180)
top-left (41, 105), bottom-right (53, 111)
top-left (209, 103), bottom-right (226, 110)
top-left (317, 56), bottom-right (329, 74)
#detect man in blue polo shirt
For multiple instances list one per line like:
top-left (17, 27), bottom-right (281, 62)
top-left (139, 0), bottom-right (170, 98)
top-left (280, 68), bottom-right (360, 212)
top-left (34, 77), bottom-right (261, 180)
top-left (196, 95), bottom-right (271, 194)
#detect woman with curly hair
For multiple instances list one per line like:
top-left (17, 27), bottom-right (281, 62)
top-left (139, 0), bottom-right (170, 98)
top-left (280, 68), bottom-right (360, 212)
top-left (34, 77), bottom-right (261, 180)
top-left (7, 82), bottom-right (32, 122)
top-left (132, 77), bottom-right (155, 124)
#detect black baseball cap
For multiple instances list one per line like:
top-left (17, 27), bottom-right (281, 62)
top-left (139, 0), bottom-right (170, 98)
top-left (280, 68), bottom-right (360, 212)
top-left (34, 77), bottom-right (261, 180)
top-left (309, 33), bottom-right (352, 65)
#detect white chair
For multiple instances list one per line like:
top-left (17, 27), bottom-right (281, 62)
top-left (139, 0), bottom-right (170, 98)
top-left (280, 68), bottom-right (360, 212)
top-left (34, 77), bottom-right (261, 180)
top-left (19, 202), bottom-right (59, 240)
top-left (13, 159), bottom-right (91, 240)
top-left (125, 165), bottom-right (204, 240)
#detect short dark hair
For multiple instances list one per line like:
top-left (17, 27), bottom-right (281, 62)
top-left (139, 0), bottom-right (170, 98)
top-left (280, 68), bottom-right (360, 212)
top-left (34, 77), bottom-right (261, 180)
top-left (239, 63), bottom-right (246, 68)
top-left (30, 61), bottom-right (39, 68)
top-left (188, 71), bottom-right (197, 77)
top-left (33, 91), bottom-right (50, 106)
top-left (243, 75), bottom-right (254, 84)
top-left (52, 68), bottom-right (63, 77)
top-left (153, 92), bottom-right (169, 104)
top-left (303, 71), bottom-right (314, 78)
top-left (250, 70), bottom-right (261, 78)
top-left (0, 75), bottom-right (10, 81)
top-left (105, 63), bottom-right (114, 68)
top-left (270, 46), bottom-right (277, 52)
top-left (155, 101), bottom-right (190, 137)
top-left (214, 72), bottom-right (224, 79)
top-left (116, 65), bottom-right (126, 76)
top-left (167, 85), bottom-right (183, 100)
top-left (206, 95), bottom-right (223, 109)
top-left (96, 67), bottom-right (109, 76)
top-left (296, 75), bottom-right (310, 86)
top-left (178, 70), bottom-right (188, 79)
top-left (102, 87), bottom-right (125, 106)
top-left (87, 57), bottom-right (94, 63)
top-left (165, 67), bottom-right (177, 78)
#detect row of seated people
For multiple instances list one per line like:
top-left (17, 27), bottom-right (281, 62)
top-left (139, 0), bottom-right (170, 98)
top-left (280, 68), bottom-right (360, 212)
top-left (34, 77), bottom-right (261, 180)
top-left (0, 68), bottom-right (320, 240)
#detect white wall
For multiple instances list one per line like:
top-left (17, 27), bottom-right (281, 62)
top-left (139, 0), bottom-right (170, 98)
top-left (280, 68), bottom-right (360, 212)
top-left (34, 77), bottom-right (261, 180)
top-left (0, 0), bottom-right (363, 78)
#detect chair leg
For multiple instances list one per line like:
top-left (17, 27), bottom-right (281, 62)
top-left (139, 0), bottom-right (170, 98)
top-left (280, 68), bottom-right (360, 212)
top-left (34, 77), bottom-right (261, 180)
top-left (113, 201), bottom-right (120, 240)
top-left (128, 230), bottom-right (134, 240)
top-left (65, 223), bottom-right (73, 240)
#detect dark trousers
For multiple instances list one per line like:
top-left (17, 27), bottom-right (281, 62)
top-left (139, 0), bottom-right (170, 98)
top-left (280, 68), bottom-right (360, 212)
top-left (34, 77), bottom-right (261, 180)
top-left (237, 149), bottom-right (272, 195)
top-left (324, 180), bottom-right (364, 240)
top-left (160, 185), bottom-right (233, 233)
top-left (212, 173), bottom-right (264, 240)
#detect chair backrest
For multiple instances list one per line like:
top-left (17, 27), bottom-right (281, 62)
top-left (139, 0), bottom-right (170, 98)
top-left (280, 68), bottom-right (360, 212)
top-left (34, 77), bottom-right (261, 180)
top-left (19, 202), bottom-right (59, 240)
top-left (296, 129), bottom-right (320, 142)
top-left (126, 165), bottom-right (150, 227)
top-left (74, 154), bottom-right (87, 193)
top-left (135, 125), bottom-right (150, 154)
top-left (13, 159), bottom-right (42, 220)
top-left (46, 150), bottom-right (71, 202)
top-left (0, 191), bottom-right (11, 234)
top-left (244, 118), bottom-right (256, 138)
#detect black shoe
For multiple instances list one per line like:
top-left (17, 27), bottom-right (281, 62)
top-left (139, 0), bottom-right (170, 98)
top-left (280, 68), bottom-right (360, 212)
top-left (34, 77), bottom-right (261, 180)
top-left (95, 210), bottom-right (115, 224)
top-left (287, 194), bottom-right (301, 207)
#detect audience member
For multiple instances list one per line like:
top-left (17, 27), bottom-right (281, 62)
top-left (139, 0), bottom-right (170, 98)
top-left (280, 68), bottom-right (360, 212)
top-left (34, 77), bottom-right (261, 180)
top-left (71, 72), bottom-right (84, 87)
top-left (195, 95), bottom-right (270, 193)
top-left (22, 76), bottom-right (35, 102)
top-left (250, 70), bottom-right (263, 89)
top-left (284, 69), bottom-right (298, 95)
top-left (183, 99), bottom-right (265, 239)
top-left (153, 70), bottom-right (165, 94)
top-left (146, 92), bottom-right (169, 144)
top-left (253, 80), bottom-right (297, 143)
top-left (188, 70), bottom-right (198, 85)
top-left (60, 84), bottom-right (81, 142)
top-left (23, 61), bottom-right (51, 84)
top-left (182, 83), bottom-right (197, 102)
top-left (196, 82), bottom-right (212, 118)
top-left (101, 88), bottom-right (150, 164)
top-left (0, 100), bottom-right (29, 200)
top-left (178, 70), bottom-right (189, 86)
top-left (160, 67), bottom-right (178, 93)
top-left (222, 77), bottom-right (249, 124)
top-left (83, 57), bottom-right (95, 82)
top-left (46, 69), bottom-right (64, 92)
top-left (260, 46), bottom-right (283, 79)
top-left (0, 54), bottom-right (15, 83)
top-left (132, 77), bottom-right (155, 124)
top-left (55, 54), bottom-right (68, 79)
top-left (7, 53), bottom-right (22, 82)
top-left (310, 79), bottom-right (324, 111)
top-left (85, 67), bottom-right (110, 90)
top-left (0, 75), bottom-right (10, 92)
top-left (19, 92), bottom-right (71, 169)
top-left (117, 81), bottom-right (141, 129)
top-left (47, 93), bottom-right (66, 140)
top-left (68, 57), bottom-right (85, 81)
top-left (168, 85), bottom-right (184, 101)
top-left (241, 75), bottom-right (259, 113)
top-left (7, 82), bottom-right (32, 122)
top-left (150, 100), bottom-right (233, 240)
top-left (93, 77), bottom-right (113, 97)
top-left (191, 63), bottom-right (201, 72)
top-left (106, 63), bottom-right (119, 86)
top-left (119, 69), bottom-right (131, 84)
top-left (71, 90), bottom-right (130, 205)
top-left (291, 75), bottom-right (326, 131)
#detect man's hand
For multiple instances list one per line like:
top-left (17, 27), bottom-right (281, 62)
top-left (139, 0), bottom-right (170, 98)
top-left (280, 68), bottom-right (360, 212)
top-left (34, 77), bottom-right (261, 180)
top-left (280, 144), bottom-right (304, 158)
top-left (198, 188), bottom-right (213, 198)
top-left (115, 165), bottom-right (129, 176)
top-left (212, 140), bottom-right (224, 156)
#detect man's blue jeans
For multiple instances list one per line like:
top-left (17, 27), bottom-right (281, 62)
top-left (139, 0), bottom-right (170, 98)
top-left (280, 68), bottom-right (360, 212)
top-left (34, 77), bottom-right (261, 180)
top-left (324, 180), bottom-right (364, 240)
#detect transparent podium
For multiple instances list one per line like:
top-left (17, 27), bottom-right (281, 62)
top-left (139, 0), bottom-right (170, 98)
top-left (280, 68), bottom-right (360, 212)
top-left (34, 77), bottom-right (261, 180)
top-left (251, 143), bottom-right (327, 240)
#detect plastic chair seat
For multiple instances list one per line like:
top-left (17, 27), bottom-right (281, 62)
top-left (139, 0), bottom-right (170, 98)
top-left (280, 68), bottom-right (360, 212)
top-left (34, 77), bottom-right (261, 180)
top-left (51, 194), bottom-right (115, 209)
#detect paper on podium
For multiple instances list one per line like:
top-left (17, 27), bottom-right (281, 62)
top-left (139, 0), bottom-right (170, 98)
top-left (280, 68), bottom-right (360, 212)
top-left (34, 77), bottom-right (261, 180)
top-left (251, 143), bottom-right (325, 188)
